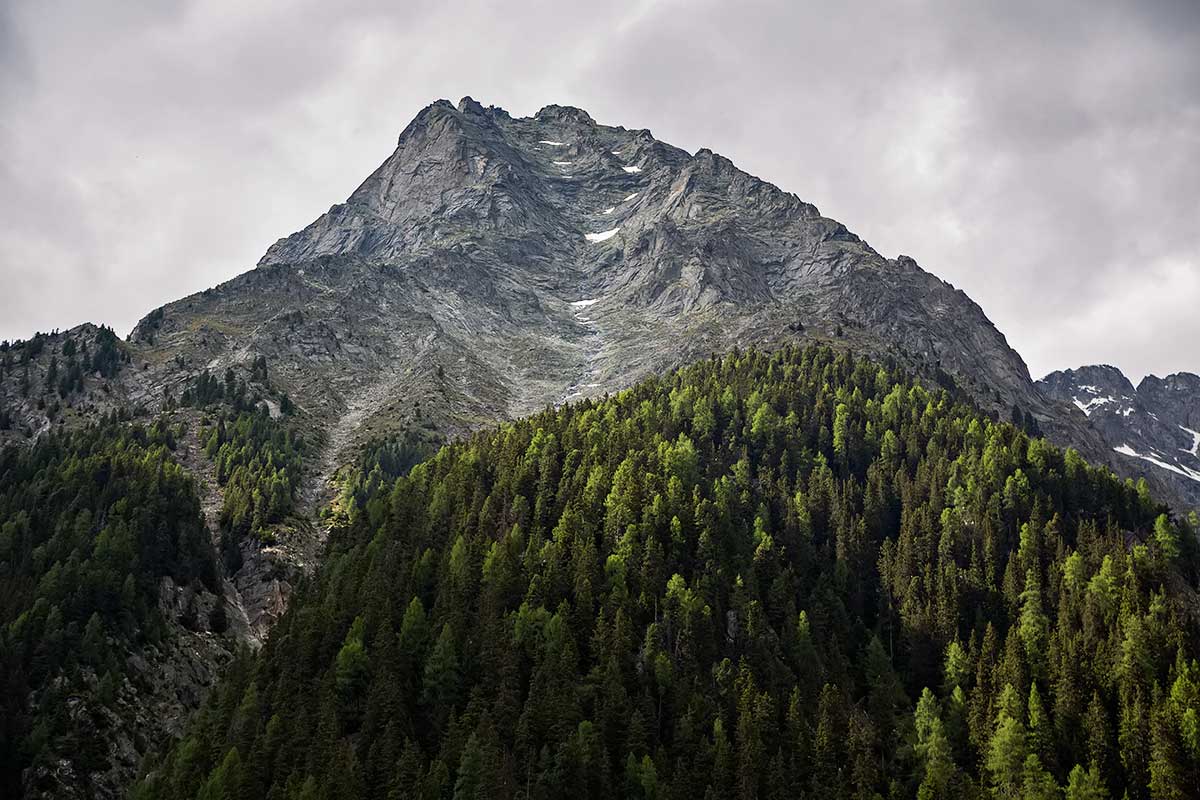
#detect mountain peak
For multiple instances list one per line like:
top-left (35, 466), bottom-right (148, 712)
top-left (395, 98), bottom-right (462, 143)
top-left (252, 98), bottom-right (1053, 412)
top-left (455, 95), bottom-right (511, 121)
top-left (535, 103), bottom-right (595, 125)
top-left (1038, 363), bottom-right (1200, 509)
top-left (1040, 363), bottom-right (1137, 396)
top-left (1137, 370), bottom-right (1200, 394)
top-left (456, 95), bottom-right (485, 114)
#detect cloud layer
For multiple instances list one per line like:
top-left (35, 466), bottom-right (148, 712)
top-left (1, 0), bottom-right (1197, 381)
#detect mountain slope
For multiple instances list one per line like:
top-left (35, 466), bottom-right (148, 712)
top-left (2, 96), bottom-right (1151, 519)
top-left (0, 421), bottom-right (232, 800)
top-left (133, 345), bottom-right (1200, 800)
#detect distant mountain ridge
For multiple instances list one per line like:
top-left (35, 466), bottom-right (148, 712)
top-left (1039, 364), bottom-right (1200, 508)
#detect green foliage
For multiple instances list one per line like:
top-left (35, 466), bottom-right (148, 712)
top-left (1065, 764), bottom-right (1108, 800)
top-left (335, 616), bottom-right (370, 724)
top-left (0, 418), bottom-right (216, 795)
top-left (914, 688), bottom-right (958, 799)
top-left (134, 345), bottom-right (1200, 799)
top-left (200, 409), bottom-right (305, 542)
top-left (986, 687), bottom-right (1028, 795)
top-left (89, 324), bottom-right (124, 379)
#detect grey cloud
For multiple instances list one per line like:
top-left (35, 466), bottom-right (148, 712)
top-left (1, 0), bottom-right (1196, 382)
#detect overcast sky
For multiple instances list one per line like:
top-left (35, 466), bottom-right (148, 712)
top-left (1, 0), bottom-right (1197, 382)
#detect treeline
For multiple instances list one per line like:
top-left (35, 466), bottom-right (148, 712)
top-left (0, 416), bottom-right (217, 796)
top-left (134, 346), bottom-right (1200, 799)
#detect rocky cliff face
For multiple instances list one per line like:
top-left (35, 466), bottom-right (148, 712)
top-left (1039, 365), bottom-right (1200, 510)
top-left (248, 96), bottom-right (1115, 483)
top-left (251, 97), bottom-right (1054, 433)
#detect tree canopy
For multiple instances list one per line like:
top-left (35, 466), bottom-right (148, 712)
top-left (0, 416), bottom-right (217, 796)
top-left (120, 344), bottom-right (1200, 798)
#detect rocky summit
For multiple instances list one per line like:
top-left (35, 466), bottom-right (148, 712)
top-left (1, 96), bottom-right (1196, 799)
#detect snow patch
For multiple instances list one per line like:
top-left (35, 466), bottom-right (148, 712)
top-left (603, 207), bottom-right (615, 215)
top-left (585, 228), bottom-right (620, 243)
top-left (570, 298), bottom-right (600, 309)
top-left (539, 140), bottom-right (565, 146)
top-left (1113, 444), bottom-right (1200, 483)
top-left (1073, 395), bottom-right (1114, 416)
top-left (623, 165), bottom-right (642, 173)
top-left (1180, 425), bottom-right (1200, 457)
top-left (553, 161), bottom-right (572, 166)
top-left (623, 192), bottom-right (639, 201)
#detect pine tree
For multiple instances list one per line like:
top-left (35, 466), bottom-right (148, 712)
top-left (1064, 764), bottom-right (1108, 800)
top-left (914, 688), bottom-right (956, 800)
top-left (422, 623), bottom-right (461, 723)
top-left (986, 685), bottom-right (1028, 796)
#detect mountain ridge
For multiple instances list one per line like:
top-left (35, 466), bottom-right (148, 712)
top-left (1039, 362), bottom-right (1200, 509)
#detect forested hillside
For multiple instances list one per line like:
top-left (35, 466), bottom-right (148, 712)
top-left (135, 346), bottom-right (1200, 799)
top-left (0, 417), bottom-right (219, 797)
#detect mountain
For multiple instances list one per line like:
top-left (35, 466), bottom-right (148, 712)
top-left (133, 346), bottom-right (1200, 800)
top-left (129, 96), bottom-right (1121, 490)
top-left (3, 97), bottom-right (1168, 515)
top-left (1, 96), bottom-right (1197, 798)
top-left (1038, 365), bottom-right (1200, 509)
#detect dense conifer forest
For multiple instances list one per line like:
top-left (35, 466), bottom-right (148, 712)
top-left (201, 410), bottom-right (306, 541)
top-left (131, 346), bottom-right (1200, 799)
top-left (0, 417), bottom-right (218, 796)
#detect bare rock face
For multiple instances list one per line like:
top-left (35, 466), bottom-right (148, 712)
top-left (249, 97), bottom-right (1047, 430)
top-left (245, 96), bottom-right (1119, 496)
top-left (1039, 365), bottom-right (1200, 510)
